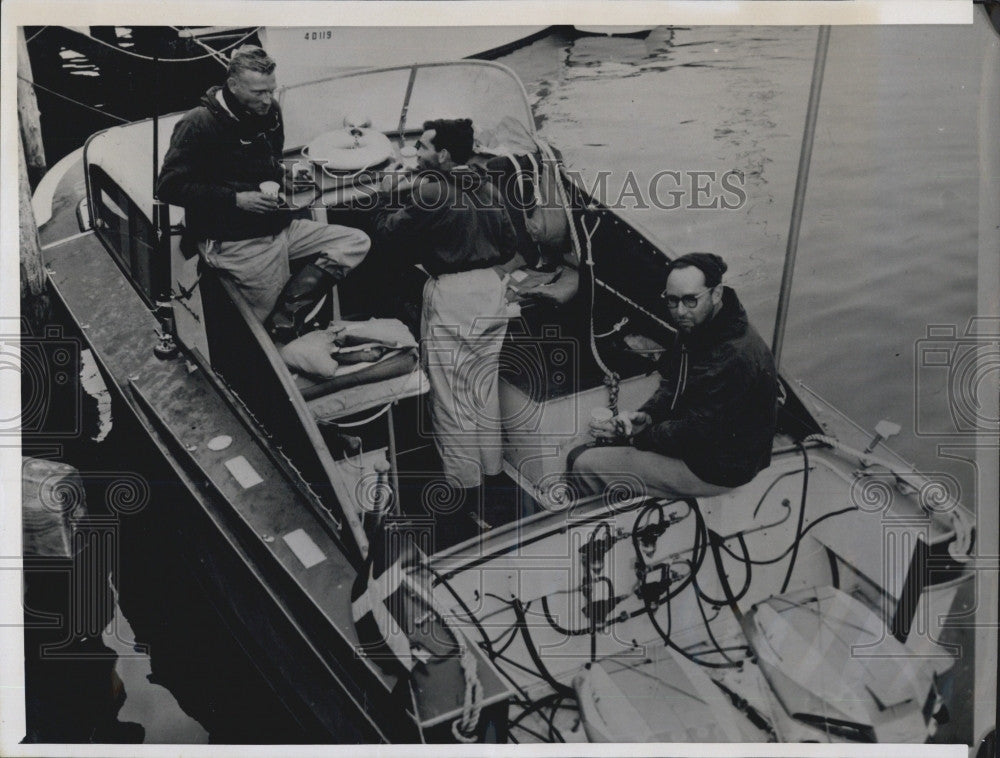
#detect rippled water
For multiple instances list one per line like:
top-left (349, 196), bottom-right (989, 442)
top-left (502, 24), bottom-right (983, 501)
top-left (24, 21), bottom-right (990, 742)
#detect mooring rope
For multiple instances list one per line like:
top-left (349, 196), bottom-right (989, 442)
top-left (401, 571), bottom-right (483, 741)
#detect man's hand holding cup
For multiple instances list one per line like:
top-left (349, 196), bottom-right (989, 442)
top-left (589, 408), bottom-right (651, 443)
top-left (237, 181), bottom-right (281, 214)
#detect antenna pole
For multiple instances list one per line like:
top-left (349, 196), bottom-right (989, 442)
top-left (771, 26), bottom-right (831, 368)
top-left (152, 48), bottom-right (159, 200)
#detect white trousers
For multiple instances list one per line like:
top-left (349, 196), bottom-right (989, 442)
top-left (200, 218), bottom-right (370, 321)
top-left (572, 444), bottom-right (732, 501)
top-left (421, 268), bottom-right (510, 489)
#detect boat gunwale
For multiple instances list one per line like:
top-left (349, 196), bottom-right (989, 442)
top-left (38, 224), bottom-right (406, 737)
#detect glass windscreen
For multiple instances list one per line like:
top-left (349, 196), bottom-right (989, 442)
top-left (279, 62), bottom-right (534, 151)
top-left (403, 63), bottom-right (534, 137)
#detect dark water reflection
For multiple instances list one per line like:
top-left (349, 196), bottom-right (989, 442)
top-left (22, 306), bottom-right (304, 743)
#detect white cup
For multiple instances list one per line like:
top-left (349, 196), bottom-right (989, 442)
top-left (259, 180), bottom-right (280, 199)
top-left (590, 407), bottom-right (614, 424)
top-left (590, 407), bottom-right (615, 443)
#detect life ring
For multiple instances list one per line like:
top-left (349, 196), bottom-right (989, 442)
top-left (304, 127), bottom-right (393, 175)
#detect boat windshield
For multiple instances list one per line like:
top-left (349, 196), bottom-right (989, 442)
top-left (279, 61), bottom-right (535, 150)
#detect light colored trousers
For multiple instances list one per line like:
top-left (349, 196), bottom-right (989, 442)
top-left (572, 444), bottom-right (732, 501)
top-left (200, 218), bottom-right (371, 321)
top-left (421, 268), bottom-right (510, 489)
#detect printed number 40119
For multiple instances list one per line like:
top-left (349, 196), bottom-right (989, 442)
top-left (304, 31), bottom-right (333, 41)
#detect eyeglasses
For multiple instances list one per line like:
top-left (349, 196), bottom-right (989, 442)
top-left (660, 286), bottom-right (714, 310)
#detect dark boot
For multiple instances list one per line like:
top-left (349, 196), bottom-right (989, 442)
top-left (265, 262), bottom-right (346, 343)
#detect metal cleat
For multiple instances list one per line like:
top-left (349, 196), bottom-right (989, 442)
top-left (864, 419), bottom-right (901, 454)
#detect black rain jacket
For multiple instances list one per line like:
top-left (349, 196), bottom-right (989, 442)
top-left (633, 286), bottom-right (778, 487)
top-left (156, 86), bottom-right (287, 241)
top-left (374, 167), bottom-right (517, 277)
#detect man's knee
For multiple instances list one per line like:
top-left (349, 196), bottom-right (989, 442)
top-left (332, 226), bottom-right (372, 258)
top-left (311, 224), bottom-right (371, 268)
top-left (570, 445), bottom-right (603, 475)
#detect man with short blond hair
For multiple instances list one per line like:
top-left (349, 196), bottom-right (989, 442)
top-left (157, 45), bottom-right (370, 342)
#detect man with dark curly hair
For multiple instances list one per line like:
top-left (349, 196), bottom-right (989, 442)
top-left (375, 118), bottom-right (518, 530)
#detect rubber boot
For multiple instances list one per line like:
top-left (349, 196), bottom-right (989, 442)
top-left (265, 262), bottom-right (344, 343)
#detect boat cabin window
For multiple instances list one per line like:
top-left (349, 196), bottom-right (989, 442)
top-left (88, 165), bottom-right (167, 307)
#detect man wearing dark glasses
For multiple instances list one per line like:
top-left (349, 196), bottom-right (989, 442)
top-left (572, 252), bottom-right (778, 500)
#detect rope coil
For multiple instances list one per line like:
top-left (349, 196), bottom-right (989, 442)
top-left (401, 572), bottom-right (483, 742)
top-left (533, 137), bottom-right (621, 413)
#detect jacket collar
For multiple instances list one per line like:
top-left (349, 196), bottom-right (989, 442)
top-left (679, 286), bottom-right (749, 348)
top-left (213, 87), bottom-right (238, 121)
top-left (202, 85), bottom-right (279, 135)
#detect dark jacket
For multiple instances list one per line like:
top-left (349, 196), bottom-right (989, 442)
top-left (374, 167), bottom-right (517, 277)
top-left (633, 286), bottom-right (778, 487)
top-left (156, 86), bottom-right (287, 241)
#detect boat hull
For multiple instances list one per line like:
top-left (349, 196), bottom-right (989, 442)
top-left (36, 159), bottom-right (411, 742)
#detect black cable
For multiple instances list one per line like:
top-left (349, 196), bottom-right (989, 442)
top-left (508, 693), bottom-right (563, 727)
top-left (641, 575), bottom-right (743, 670)
top-left (426, 565), bottom-right (497, 657)
top-left (529, 499), bottom-right (708, 643)
top-left (696, 529), bottom-right (752, 606)
top-left (540, 594), bottom-right (585, 636)
top-left (545, 695), bottom-right (566, 741)
top-left (752, 467), bottom-right (806, 518)
top-left (507, 692), bottom-right (568, 743)
top-left (508, 721), bottom-right (552, 743)
top-left (635, 499), bottom-right (708, 602)
top-left (780, 442), bottom-right (811, 593)
top-left (691, 574), bottom-right (740, 665)
top-left (492, 650), bottom-right (553, 680)
top-left (513, 599), bottom-right (576, 698)
top-left (420, 566), bottom-right (572, 742)
top-left (479, 592), bottom-right (521, 653)
top-left (484, 591), bottom-right (518, 605)
top-left (689, 644), bottom-right (752, 657)
top-left (630, 500), bottom-right (666, 563)
top-left (492, 626), bottom-right (520, 657)
top-left (585, 521), bottom-right (614, 664)
top-left (717, 506), bottom-right (856, 566)
top-left (826, 546), bottom-right (841, 589)
top-left (539, 507), bottom-right (706, 637)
